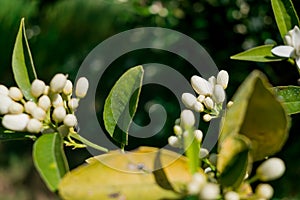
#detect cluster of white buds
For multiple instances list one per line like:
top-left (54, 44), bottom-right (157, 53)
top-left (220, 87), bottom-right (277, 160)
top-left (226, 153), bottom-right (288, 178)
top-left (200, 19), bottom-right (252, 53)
top-left (168, 109), bottom-right (204, 149)
top-left (0, 74), bottom-right (89, 136)
top-left (182, 70), bottom-right (229, 122)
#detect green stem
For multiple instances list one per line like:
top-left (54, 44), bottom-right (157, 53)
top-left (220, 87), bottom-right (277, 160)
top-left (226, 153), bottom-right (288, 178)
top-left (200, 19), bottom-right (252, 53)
top-left (247, 174), bottom-right (259, 184)
top-left (69, 132), bottom-right (109, 153)
top-left (184, 127), bottom-right (200, 174)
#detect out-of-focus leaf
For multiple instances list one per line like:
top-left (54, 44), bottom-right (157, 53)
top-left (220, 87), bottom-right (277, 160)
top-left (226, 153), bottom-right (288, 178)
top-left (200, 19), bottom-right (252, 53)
top-left (220, 70), bottom-right (290, 161)
top-left (0, 126), bottom-right (34, 141)
top-left (217, 135), bottom-right (251, 189)
top-left (103, 66), bottom-right (144, 148)
top-left (230, 45), bottom-right (284, 62)
top-left (33, 133), bottom-right (69, 192)
top-left (59, 146), bottom-right (200, 200)
top-left (274, 86), bottom-right (300, 115)
top-left (12, 18), bottom-right (35, 101)
top-left (271, 0), bottom-right (299, 39)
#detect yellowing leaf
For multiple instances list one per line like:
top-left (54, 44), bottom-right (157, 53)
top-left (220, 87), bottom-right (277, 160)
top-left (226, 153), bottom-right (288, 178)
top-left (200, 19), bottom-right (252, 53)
top-left (219, 71), bottom-right (290, 161)
top-left (59, 147), bottom-right (200, 200)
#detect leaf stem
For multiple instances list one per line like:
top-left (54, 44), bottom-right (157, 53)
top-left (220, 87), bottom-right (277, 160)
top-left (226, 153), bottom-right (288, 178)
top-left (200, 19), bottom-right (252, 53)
top-left (69, 131), bottom-right (109, 153)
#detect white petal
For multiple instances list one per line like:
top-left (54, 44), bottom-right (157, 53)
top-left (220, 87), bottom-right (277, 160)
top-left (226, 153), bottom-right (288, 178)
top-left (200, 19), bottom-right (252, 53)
top-left (271, 46), bottom-right (294, 57)
top-left (292, 26), bottom-right (300, 51)
top-left (296, 57), bottom-right (300, 70)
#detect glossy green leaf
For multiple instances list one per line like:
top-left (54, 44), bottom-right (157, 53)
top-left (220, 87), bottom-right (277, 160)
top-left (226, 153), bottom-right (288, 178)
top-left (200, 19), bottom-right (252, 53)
top-left (274, 86), bottom-right (300, 114)
top-left (271, 0), bottom-right (299, 39)
top-left (217, 135), bottom-right (251, 189)
top-left (103, 65), bottom-right (144, 148)
top-left (59, 147), bottom-right (198, 200)
top-left (33, 132), bottom-right (69, 192)
top-left (230, 45), bottom-right (284, 62)
top-left (220, 71), bottom-right (290, 161)
top-left (12, 18), bottom-right (36, 101)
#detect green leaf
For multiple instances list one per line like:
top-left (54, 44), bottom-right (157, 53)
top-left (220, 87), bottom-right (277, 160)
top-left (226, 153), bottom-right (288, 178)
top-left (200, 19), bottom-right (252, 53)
top-left (219, 70), bottom-right (290, 161)
top-left (12, 18), bottom-right (36, 101)
top-left (103, 65), bottom-right (144, 148)
top-left (33, 132), bottom-right (69, 192)
top-left (59, 147), bottom-right (197, 200)
top-left (230, 45), bottom-right (284, 62)
top-left (217, 135), bottom-right (251, 189)
top-left (271, 0), bottom-right (300, 40)
top-left (274, 86), bottom-right (300, 114)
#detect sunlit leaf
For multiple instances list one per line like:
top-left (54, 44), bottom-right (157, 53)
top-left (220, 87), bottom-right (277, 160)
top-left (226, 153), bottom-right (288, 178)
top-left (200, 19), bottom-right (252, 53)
top-left (103, 65), bottom-right (144, 148)
top-left (12, 18), bottom-right (36, 101)
top-left (271, 0), bottom-right (299, 40)
top-left (33, 133), bottom-right (69, 191)
top-left (274, 86), bottom-right (300, 115)
top-left (220, 71), bottom-right (290, 161)
top-left (217, 135), bottom-right (251, 189)
top-left (230, 45), bottom-right (284, 62)
top-left (59, 147), bottom-right (200, 200)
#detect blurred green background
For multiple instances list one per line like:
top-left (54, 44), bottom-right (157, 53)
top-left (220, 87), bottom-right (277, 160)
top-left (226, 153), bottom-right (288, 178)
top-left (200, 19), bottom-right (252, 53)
top-left (0, 0), bottom-right (300, 199)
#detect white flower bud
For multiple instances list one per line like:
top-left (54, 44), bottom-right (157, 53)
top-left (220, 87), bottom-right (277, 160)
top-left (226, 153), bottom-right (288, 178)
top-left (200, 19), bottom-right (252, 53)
top-left (9, 87), bottom-right (23, 101)
top-left (187, 181), bottom-right (201, 195)
top-left (168, 136), bottom-right (180, 148)
top-left (193, 101), bottom-right (204, 112)
top-left (208, 76), bottom-right (216, 86)
top-left (197, 95), bottom-right (205, 103)
top-left (256, 184), bottom-right (274, 199)
top-left (194, 129), bottom-right (203, 142)
top-left (217, 70), bottom-right (229, 89)
top-left (26, 118), bottom-right (43, 133)
top-left (63, 80), bottom-right (73, 95)
top-left (75, 77), bottom-right (89, 98)
top-left (24, 101), bottom-right (37, 114)
top-left (64, 114), bottom-right (77, 127)
top-left (31, 79), bottom-right (46, 98)
top-left (174, 118), bottom-right (180, 125)
top-left (51, 94), bottom-right (64, 108)
top-left (225, 191), bottom-right (240, 200)
top-left (191, 75), bottom-right (213, 96)
top-left (199, 183), bottom-right (220, 200)
top-left (180, 109), bottom-right (195, 129)
top-left (0, 85), bottom-right (9, 96)
top-left (213, 84), bottom-right (226, 104)
top-left (204, 97), bottom-right (214, 110)
top-left (68, 98), bottom-right (79, 110)
top-left (227, 101), bottom-right (234, 108)
top-left (2, 114), bottom-right (29, 131)
top-left (203, 114), bottom-right (212, 122)
top-left (204, 167), bottom-right (212, 174)
top-left (57, 125), bottom-right (70, 137)
top-left (50, 73), bottom-right (67, 93)
top-left (38, 95), bottom-right (51, 111)
top-left (0, 95), bottom-right (13, 114)
top-left (52, 106), bottom-right (66, 123)
top-left (8, 102), bottom-right (24, 114)
top-left (181, 93), bottom-right (197, 108)
top-left (256, 158), bottom-right (285, 181)
top-left (32, 107), bottom-right (46, 121)
top-left (173, 125), bottom-right (182, 136)
top-left (43, 86), bottom-right (50, 95)
top-left (192, 172), bottom-right (206, 185)
top-left (200, 148), bottom-right (209, 159)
